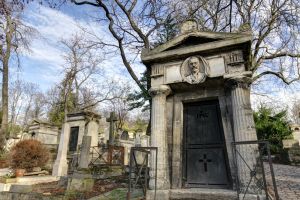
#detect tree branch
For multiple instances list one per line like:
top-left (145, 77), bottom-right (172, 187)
top-left (252, 71), bottom-right (300, 85)
top-left (261, 52), bottom-right (300, 60)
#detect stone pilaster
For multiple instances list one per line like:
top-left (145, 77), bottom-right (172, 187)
top-left (148, 85), bottom-right (171, 190)
top-left (227, 74), bottom-right (259, 192)
top-left (52, 122), bottom-right (70, 176)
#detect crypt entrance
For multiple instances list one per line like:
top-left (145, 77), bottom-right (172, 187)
top-left (183, 100), bottom-right (231, 188)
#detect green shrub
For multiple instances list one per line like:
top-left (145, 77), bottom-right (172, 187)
top-left (9, 139), bottom-right (50, 171)
top-left (254, 105), bottom-right (292, 154)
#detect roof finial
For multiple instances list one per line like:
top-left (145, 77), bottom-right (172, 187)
top-left (238, 22), bottom-right (252, 33)
top-left (180, 19), bottom-right (198, 34)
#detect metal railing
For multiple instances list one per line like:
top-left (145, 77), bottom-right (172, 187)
top-left (232, 140), bottom-right (279, 200)
top-left (127, 147), bottom-right (158, 200)
top-left (88, 145), bottom-right (125, 175)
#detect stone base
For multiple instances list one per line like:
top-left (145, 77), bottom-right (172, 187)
top-left (170, 188), bottom-right (236, 200)
top-left (67, 177), bottom-right (94, 192)
top-left (146, 188), bottom-right (265, 200)
top-left (52, 158), bottom-right (68, 176)
top-left (146, 189), bottom-right (170, 200)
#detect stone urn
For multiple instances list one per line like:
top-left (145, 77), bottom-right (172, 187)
top-left (15, 169), bottom-right (26, 177)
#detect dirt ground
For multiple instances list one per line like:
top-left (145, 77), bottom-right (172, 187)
top-left (32, 175), bottom-right (128, 200)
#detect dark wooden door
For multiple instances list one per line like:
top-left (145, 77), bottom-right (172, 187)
top-left (69, 126), bottom-right (79, 152)
top-left (184, 100), bottom-right (230, 188)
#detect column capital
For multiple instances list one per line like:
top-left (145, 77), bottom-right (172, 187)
top-left (149, 85), bottom-right (171, 97)
top-left (224, 71), bottom-right (252, 89)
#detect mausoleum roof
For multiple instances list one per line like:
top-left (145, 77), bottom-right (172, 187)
top-left (142, 30), bottom-right (251, 63)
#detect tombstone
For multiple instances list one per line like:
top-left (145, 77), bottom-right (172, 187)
top-left (142, 20), bottom-right (260, 199)
top-left (134, 132), bottom-right (141, 147)
top-left (52, 111), bottom-right (101, 176)
top-left (120, 130), bottom-right (129, 140)
top-left (66, 135), bottom-right (95, 192)
top-left (106, 112), bottom-right (118, 145)
top-left (140, 135), bottom-right (150, 147)
top-left (78, 136), bottom-right (92, 169)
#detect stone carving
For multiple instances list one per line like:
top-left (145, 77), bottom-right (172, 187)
top-left (151, 64), bottom-right (163, 77)
top-left (180, 19), bottom-right (198, 34)
top-left (226, 51), bottom-right (244, 66)
top-left (181, 56), bottom-right (207, 84)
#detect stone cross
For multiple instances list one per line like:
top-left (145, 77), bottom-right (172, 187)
top-left (106, 112), bottom-right (118, 145)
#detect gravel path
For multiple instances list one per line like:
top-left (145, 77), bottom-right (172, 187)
top-left (265, 163), bottom-right (300, 200)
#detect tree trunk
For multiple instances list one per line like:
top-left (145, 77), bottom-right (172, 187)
top-left (0, 60), bottom-right (9, 149)
top-left (0, 14), bottom-right (13, 149)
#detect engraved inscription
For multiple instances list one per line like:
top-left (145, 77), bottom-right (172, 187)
top-left (227, 51), bottom-right (244, 66)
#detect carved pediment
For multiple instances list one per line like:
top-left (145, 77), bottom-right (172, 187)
top-left (142, 31), bottom-right (251, 63)
top-left (152, 31), bottom-right (247, 54)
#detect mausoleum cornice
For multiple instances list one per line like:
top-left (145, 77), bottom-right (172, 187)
top-left (142, 35), bottom-right (251, 63)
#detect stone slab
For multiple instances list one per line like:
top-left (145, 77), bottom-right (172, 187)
top-left (88, 188), bottom-right (143, 200)
top-left (282, 139), bottom-right (299, 148)
top-left (16, 176), bottom-right (59, 184)
top-left (0, 192), bottom-right (64, 200)
top-left (9, 184), bottom-right (33, 193)
top-left (67, 177), bottom-right (94, 192)
top-left (165, 64), bottom-right (182, 84)
top-left (169, 189), bottom-right (263, 200)
top-left (146, 189), bottom-right (170, 200)
top-left (207, 56), bottom-right (226, 77)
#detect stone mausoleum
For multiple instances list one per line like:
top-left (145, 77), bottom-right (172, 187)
top-left (142, 20), bottom-right (260, 199)
top-left (52, 111), bottom-right (101, 176)
top-left (27, 119), bottom-right (60, 146)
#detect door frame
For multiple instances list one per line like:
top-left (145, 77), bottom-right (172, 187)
top-left (69, 126), bottom-right (80, 152)
top-left (182, 99), bottom-right (231, 188)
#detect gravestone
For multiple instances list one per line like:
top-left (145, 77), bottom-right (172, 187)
top-left (106, 112), bottom-right (118, 145)
top-left (118, 130), bottom-right (134, 165)
top-left (142, 20), bottom-right (260, 199)
top-left (66, 135), bottom-right (95, 192)
top-left (120, 131), bottom-right (129, 140)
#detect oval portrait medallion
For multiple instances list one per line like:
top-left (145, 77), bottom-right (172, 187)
top-left (180, 56), bottom-right (208, 84)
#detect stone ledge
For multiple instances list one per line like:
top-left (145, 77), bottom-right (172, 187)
top-left (170, 188), bottom-right (237, 200)
top-left (146, 188), bottom-right (265, 200)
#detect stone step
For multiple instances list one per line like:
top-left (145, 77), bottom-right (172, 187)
top-left (16, 176), bottom-right (59, 184)
top-left (169, 188), bottom-right (262, 200)
top-left (170, 188), bottom-right (237, 200)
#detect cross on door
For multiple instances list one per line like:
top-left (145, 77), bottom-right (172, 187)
top-left (198, 154), bottom-right (212, 172)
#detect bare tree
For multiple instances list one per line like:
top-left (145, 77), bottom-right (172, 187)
top-left (171, 0), bottom-right (300, 84)
top-left (103, 83), bottom-right (131, 130)
top-left (0, 1), bottom-right (36, 148)
top-left (69, 0), bottom-right (300, 91)
top-left (9, 79), bottom-right (23, 125)
top-left (22, 86), bottom-right (45, 127)
top-left (71, 0), bottom-right (175, 96)
top-left (47, 32), bottom-right (128, 125)
top-left (8, 79), bottom-right (43, 130)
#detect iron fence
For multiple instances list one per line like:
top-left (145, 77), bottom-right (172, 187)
top-left (232, 140), bottom-right (279, 200)
top-left (127, 147), bottom-right (158, 200)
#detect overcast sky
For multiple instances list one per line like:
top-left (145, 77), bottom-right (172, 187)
top-left (10, 2), bottom-right (300, 118)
